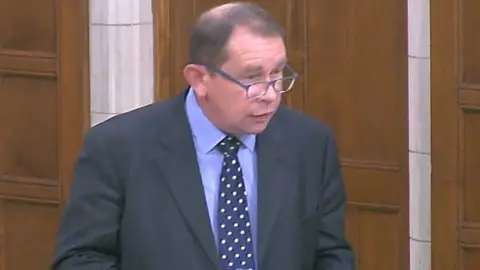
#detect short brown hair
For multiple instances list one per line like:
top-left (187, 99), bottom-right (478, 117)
top-left (188, 2), bottom-right (284, 67)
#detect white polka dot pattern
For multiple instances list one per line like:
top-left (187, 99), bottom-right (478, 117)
top-left (216, 136), bottom-right (255, 270)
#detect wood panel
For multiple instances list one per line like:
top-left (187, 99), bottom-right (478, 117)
top-left (0, 0), bottom-right (90, 269)
top-left (153, 0), bottom-right (409, 269)
top-left (431, 0), bottom-right (480, 269)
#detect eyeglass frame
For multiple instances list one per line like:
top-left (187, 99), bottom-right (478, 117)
top-left (201, 63), bottom-right (298, 99)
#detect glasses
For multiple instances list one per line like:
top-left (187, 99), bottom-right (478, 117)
top-left (205, 64), bottom-right (298, 99)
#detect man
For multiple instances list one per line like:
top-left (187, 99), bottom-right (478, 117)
top-left (51, 2), bottom-right (354, 270)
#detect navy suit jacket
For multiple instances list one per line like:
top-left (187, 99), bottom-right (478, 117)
top-left (51, 90), bottom-right (355, 270)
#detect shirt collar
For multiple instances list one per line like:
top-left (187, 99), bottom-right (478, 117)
top-left (185, 88), bottom-right (256, 154)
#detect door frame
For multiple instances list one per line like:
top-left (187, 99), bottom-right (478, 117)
top-left (431, 0), bottom-right (459, 268)
top-left (56, 0), bottom-right (91, 202)
top-left (152, 0), bottom-right (173, 101)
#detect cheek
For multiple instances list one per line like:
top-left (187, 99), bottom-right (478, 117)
top-left (276, 95), bottom-right (282, 106)
top-left (233, 93), bottom-right (253, 115)
top-left (223, 88), bottom-right (250, 114)
top-left (207, 81), bottom-right (252, 118)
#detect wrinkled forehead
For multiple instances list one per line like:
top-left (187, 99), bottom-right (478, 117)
top-left (223, 28), bottom-right (287, 71)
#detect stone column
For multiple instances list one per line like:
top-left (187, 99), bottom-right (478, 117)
top-left (408, 0), bottom-right (431, 269)
top-left (89, 0), bottom-right (155, 126)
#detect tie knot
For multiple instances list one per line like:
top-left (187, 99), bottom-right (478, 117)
top-left (217, 136), bottom-right (241, 155)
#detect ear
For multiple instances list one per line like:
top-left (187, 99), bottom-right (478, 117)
top-left (183, 64), bottom-right (208, 96)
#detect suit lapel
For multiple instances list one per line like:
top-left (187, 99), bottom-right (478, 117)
top-left (151, 91), bottom-right (291, 268)
top-left (152, 91), bottom-right (220, 270)
top-left (256, 115), bottom-right (291, 266)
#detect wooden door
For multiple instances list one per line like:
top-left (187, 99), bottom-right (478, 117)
top-left (431, 0), bottom-right (480, 269)
top-left (0, 1), bottom-right (89, 269)
top-left (153, 0), bottom-right (409, 269)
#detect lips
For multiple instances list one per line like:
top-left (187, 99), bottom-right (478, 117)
top-left (252, 112), bottom-right (273, 117)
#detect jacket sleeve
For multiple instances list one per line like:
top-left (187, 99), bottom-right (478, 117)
top-left (51, 129), bottom-right (122, 270)
top-left (314, 129), bottom-right (356, 270)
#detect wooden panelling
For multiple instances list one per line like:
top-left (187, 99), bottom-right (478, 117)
top-left (346, 203), bottom-right (401, 270)
top-left (462, 109), bottom-right (480, 224)
top-left (432, 0), bottom-right (480, 268)
top-left (461, 247), bottom-right (480, 270)
top-left (306, 0), bottom-right (407, 163)
top-left (0, 181), bottom-right (58, 203)
top-left (0, 202), bottom-right (4, 270)
top-left (2, 200), bottom-right (60, 270)
top-left (0, 0), bottom-right (89, 269)
top-left (0, 0), bottom-right (56, 53)
top-left (153, 0), bottom-right (409, 269)
top-left (0, 51), bottom-right (56, 76)
top-left (342, 167), bottom-right (403, 205)
top-left (0, 74), bottom-right (58, 182)
top-left (460, 0), bottom-right (480, 85)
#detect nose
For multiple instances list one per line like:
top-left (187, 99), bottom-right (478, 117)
top-left (260, 84), bottom-right (278, 102)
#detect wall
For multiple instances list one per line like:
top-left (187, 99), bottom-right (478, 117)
top-left (431, 0), bottom-right (480, 268)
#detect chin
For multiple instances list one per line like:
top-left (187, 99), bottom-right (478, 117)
top-left (243, 122), bottom-right (270, 134)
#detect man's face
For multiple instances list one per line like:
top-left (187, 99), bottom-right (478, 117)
top-left (200, 28), bottom-right (286, 135)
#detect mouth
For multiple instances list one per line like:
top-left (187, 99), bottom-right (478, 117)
top-left (250, 112), bottom-right (274, 123)
top-left (252, 111), bottom-right (274, 117)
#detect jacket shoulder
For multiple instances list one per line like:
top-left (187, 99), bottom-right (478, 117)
top-left (274, 106), bottom-right (334, 141)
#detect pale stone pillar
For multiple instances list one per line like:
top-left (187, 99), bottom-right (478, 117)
top-left (408, 0), bottom-right (431, 269)
top-left (88, 0), bottom-right (155, 126)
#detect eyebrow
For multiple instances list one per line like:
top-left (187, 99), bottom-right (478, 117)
top-left (244, 65), bottom-right (263, 74)
top-left (275, 59), bottom-right (288, 69)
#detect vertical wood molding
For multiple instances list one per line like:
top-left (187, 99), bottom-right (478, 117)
top-left (153, 0), bottom-right (172, 101)
top-left (57, 0), bottom-right (91, 204)
top-left (431, 0), bottom-right (460, 269)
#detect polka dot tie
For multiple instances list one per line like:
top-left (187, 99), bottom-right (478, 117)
top-left (216, 136), bottom-right (255, 270)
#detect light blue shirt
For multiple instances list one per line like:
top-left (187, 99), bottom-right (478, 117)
top-left (184, 88), bottom-right (258, 262)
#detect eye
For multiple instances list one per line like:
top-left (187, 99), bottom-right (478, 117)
top-left (246, 74), bottom-right (262, 80)
top-left (270, 69), bottom-right (282, 75)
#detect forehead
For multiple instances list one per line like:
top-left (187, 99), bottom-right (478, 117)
top-left (223, 27), bottom-right (286, 70)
